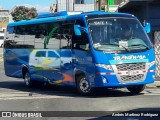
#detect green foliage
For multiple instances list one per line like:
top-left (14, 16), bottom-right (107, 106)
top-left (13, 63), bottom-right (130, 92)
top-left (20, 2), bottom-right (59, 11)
top-left (11, 6), bottom-right (38, 21)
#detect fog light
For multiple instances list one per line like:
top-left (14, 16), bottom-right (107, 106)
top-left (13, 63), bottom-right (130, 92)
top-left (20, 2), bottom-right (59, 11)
top-left (103, 78), bottom-right (107, 83)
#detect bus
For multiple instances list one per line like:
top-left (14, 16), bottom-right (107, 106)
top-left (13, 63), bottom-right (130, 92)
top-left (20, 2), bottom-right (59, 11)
top-left (4, 11), bottom-right (155, 95)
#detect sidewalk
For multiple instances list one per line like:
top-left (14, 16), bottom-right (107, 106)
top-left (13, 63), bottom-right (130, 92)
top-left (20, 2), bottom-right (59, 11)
top-left (146, 79), bottom-right (160, 88)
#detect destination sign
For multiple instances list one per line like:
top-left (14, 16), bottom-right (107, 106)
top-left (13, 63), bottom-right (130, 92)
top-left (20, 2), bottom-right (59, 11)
top-left (89, 20), bottom-right (112, 25)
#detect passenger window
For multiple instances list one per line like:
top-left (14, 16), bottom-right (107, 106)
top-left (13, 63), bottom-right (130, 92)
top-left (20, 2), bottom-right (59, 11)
top-left (7, 26), bottom-right (15, 34)
top-left (75, 20), bottom-right (86, 27)
top-left (60, 22), bottom-right (74, 49)
top-left (44, 22), bottom-right (61, 49)
top-left (73, 30), bottom-right (90, 51)
top-left (35, 51), bottom-right (46, 57)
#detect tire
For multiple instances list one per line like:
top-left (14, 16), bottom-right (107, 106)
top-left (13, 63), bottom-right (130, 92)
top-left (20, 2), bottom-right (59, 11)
top-left (76, 75), bottom-right (93, 95)
top-left (24, 71), bottom-right (33, 87)
top-left (127, 85), bottom-right (146, 94)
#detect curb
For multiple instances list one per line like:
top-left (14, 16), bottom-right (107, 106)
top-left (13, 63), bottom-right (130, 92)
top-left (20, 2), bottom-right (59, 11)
top-left (146, 81), bottom-right (160, 88)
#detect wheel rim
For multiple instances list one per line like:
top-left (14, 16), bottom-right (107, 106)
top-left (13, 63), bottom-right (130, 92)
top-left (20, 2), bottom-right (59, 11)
top-left (24, 73), bottom-right (30, 86)
top-left (79, 77), bottom-right (91, 93)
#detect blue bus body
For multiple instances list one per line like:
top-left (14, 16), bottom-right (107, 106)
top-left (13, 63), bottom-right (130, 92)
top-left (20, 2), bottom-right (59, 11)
top-left (4, 11), bottom-right (155, 95)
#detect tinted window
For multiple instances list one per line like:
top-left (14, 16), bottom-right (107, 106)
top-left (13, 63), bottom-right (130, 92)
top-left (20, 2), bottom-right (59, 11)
top-left (16, 26), bottom-right (27, 35)
top-left (5, 22), bottom-right (62, 49)
top-left (60, 21), bottom-right (74, 49)
top-left (7, 26), bottom-right (15, 34)
top-left (44, 22), bottom-right (61, 49)
top-left (76, 19), bottom-right (86, 27)
top-left (73, 30), bottom-right (90, 51)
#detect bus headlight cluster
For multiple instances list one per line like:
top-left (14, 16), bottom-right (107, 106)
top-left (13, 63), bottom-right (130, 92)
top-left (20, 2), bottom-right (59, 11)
top-left (96, 64), bottom-right (113, 71)
top-left (146, 61), bottom-right (155, 68)
top-left (150, 61), bottom-right (155, 67)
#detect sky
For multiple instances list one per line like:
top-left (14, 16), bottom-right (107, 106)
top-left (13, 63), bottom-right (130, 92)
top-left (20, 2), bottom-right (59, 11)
top-left (0, 0), bottom-right (56, 12)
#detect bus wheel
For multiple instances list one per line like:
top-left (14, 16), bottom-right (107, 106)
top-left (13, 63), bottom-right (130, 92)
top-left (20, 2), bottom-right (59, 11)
top-left (127, 85), bottom-right (146, 94)
top-left (24, 71), bottom-right (32, 87)
top-left (76, 75), bottom-right (93, 95)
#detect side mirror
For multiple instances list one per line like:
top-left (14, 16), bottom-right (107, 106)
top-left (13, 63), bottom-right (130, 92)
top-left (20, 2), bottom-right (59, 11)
top-left (74, 25), bottom-right (81, 36)
top-left (144, 23), bottom-right (151, 33)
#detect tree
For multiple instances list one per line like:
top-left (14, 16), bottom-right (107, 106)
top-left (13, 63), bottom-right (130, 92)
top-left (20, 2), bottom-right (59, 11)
top-left (11, 6), bottom-right (38, 21)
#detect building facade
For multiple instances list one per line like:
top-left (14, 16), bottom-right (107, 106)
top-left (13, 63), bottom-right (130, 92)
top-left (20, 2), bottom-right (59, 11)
top-left (57, 0), bottom-right (94, 12)
top-left (56, 0), bottom-right (126, 12)
top-left (75, 0), bottom-right (94, 4)
top-left (0, 9), bottom-right (10, 32)
top-left (94, 0), bottom-right (125, 12)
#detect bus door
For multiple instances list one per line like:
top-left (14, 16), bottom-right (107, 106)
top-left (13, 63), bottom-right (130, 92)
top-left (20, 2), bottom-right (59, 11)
top-left (72, 28), bottom-right (95, 85)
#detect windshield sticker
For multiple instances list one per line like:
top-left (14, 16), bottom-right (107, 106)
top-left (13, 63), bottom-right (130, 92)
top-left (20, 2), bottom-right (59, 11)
top-left (119, 41), bottom-right (128, 48)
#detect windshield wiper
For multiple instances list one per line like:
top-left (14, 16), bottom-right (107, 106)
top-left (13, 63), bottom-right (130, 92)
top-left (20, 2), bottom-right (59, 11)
top-left (103, 43), bottom-right (130, 53)
top-left (129, 44), bottom-right (150, 50)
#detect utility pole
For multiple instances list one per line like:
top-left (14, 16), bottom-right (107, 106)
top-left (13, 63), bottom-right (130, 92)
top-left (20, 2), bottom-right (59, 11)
top-left (66, 0), bottom-right (69, 11)
top-left (98, 0), bottom-right (102, 11)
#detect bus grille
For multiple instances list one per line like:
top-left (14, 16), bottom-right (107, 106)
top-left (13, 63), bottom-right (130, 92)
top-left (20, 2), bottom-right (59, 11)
top-left (120, 74), bottom-right (144, 82)
top-left (116, 63), bottom-right (145, 71)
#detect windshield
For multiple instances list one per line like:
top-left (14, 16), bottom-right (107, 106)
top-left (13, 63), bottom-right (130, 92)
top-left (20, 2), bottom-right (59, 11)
top-left (88, 18), bottom-right (152, 53)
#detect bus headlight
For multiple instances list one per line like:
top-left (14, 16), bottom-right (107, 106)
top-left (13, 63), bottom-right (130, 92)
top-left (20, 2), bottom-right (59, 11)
top-left (147, 61), bottom-right (155, 68)
top-left (96, 64), bottom-right (113, 71)
top-left (150, 61), bottom-right (155, 67)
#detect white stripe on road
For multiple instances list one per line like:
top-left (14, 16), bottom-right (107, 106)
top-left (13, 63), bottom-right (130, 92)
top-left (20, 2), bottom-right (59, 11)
top-left (0, 96), bottom-right (75, 100)
top-left (0, 92), bottom-right (75, 100)
top-left (0, 89), bottom-right (160, 100)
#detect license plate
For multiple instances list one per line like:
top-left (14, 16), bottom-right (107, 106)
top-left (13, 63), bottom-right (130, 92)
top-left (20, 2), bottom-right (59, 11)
top-left (128, 70), bottom-right (139, 76)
